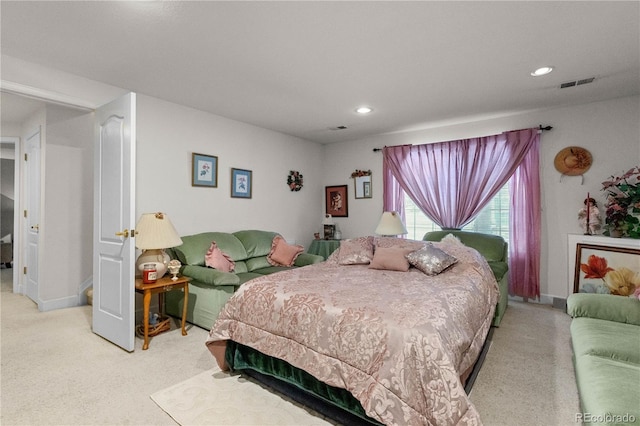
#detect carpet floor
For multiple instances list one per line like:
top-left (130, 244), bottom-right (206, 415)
top-left (1, 266), bottom-right (581, 425)
top-left (151, 300), bottom-right (582, 426)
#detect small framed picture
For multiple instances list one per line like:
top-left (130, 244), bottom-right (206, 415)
top-left (325, 185), bottom-right (348, 217)
top-left (192, 153), bottom-right (218, 187)
top-left (574, 243), bottom-right (640, 295)
top-left (323, 224), bottom-right (335, 240)
top-left (231, 168), bottom-right (252, 198)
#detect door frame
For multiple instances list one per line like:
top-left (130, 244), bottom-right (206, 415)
top-left (0, 136), bottom-right (21, 294)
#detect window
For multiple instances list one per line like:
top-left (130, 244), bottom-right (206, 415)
top-left (404, 184), bottom-right (510, 242)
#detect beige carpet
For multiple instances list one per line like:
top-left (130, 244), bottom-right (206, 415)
top-left (151, 301), bottom-right (582, 426)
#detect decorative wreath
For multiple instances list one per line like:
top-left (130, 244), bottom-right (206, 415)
top-left (350, 169), bottom-right (372, 178)
top-left (287, 170), bottom-right (303, 191)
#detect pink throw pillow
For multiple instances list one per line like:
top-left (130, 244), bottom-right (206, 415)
top-left (205, 241), bottom-right (235, 272)
top-left (267, 235), bottom-right (304, 267)
top-left (368, 247), bottom-right (414, 272)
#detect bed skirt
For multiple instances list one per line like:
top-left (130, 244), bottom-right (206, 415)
top-left (225, 341), bottom-right (382, 425)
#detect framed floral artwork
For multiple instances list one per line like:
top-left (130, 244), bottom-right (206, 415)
top-left (573, 243), bottom-right (640, 296)
top-left (325, 185), bottom-right (348, 217)
top-left (231, 168), bottom-right (252, 198)
top-left (192, 153), bottom-right (218, 187)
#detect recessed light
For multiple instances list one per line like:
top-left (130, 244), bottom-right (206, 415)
top-left (531, 66), bottom-right (554, 77)
top-left (356, 106), bottom-right (373, 114)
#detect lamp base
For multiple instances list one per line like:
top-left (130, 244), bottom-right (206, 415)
top-left (136, 249), bottom-right (170, 279)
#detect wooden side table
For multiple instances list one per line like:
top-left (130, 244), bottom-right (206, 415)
top-left (135, 275), bottom-right (191, 350)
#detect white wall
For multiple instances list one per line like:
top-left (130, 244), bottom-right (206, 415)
top-left (324, 95), bottom-right (640, 302)
top-left (41, 110), bottom-right (93, 306)
top-left (136, 95), bottom-right (325, 248)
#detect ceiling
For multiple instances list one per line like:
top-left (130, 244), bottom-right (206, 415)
top-left (1, 1), bottom-right (638, 144)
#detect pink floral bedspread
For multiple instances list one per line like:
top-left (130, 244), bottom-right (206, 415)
top-left (207, 237), bottom-right (498, 425)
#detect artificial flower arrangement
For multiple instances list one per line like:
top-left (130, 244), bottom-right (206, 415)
top-left (350, 169), bottom-right (371, 178)
top-left (287, 170), bottom-right (303, 191)
top-left (601, 166), bottom-right (640, 238)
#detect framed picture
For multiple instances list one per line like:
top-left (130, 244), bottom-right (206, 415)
top-left (574, 243), bottom-right (640, 295)
top-left (325, 185), bottom-right (348, 217)
top-left (231, 168), bottom-right (252, 198)
top-left (192, 153), bottom-right (218, 187)
top-left (323, 224), bottom-right (335, 240)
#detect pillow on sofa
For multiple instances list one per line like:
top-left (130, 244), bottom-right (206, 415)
top-left (267, 235), bottom-right (304, 267)
top-left (205, 241), bottom-right (235, 272)
top-left (368, 247), bottom-right (414, 272)
top-left (338, 236), bottom-right (374, 265)
top-left (406, 243), bottom-right (457, 276)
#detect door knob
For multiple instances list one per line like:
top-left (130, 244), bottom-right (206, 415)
top-left (115, 229), bottom-right (129, 238)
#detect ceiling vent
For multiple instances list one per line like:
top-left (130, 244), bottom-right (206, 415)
top-left (560, 77), bottom-right (596, 89)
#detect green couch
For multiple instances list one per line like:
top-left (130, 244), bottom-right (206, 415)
top-left (165, 230), bottom-right (323, 329)
top-left (567, 293), bottom-right (640, 425)
top-left (423, 230), bottom-right (508, 326)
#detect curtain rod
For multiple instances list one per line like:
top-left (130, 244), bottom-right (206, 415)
top-left (372, 124), bottom-right (553, 152)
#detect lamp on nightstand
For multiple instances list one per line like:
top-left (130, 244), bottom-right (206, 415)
top-left (134, 212), bottom-right (183, 278)
top-left (375, 211), bottom-right (407, 237)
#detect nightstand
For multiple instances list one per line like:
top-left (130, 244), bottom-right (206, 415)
top-left (135, 275), bottom-right (191, 350)
top-left (308, 239), bottom-right (341, 260)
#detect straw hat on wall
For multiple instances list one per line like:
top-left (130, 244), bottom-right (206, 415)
top-left (554, 146), bottom-right (593, 176)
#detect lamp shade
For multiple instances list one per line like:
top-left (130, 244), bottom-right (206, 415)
top-left (135, 212), bottom-right (183, 249)
top-left (375, 211), bottom-right (407, 236)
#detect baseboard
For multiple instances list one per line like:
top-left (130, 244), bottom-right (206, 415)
top-left (508, 294), bottom-right (566, 310)
top-left (39, 294), bottom-right (81, 312)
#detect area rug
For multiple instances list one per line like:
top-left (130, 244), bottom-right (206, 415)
top-left (150, 366), bottom-right (333, 425)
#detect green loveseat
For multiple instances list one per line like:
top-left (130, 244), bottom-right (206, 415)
top-left (567, 293), bottom-right (640, 425)
top-left (165, 230), bottom-right (323, 329)
top-left (423, 230), bottom-right (508, 326)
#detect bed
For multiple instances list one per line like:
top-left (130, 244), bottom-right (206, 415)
top-left (206, 235), bottom-right (498, 425)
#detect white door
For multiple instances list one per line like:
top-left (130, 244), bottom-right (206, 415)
top-left (93, 93), bottom-right (136, 351)
top-left (24, 128), bottom-right (41, 306)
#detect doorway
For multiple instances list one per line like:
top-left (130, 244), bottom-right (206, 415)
top-left (0, 137), bottom-right (18, 293)
top-left (1, 91), bottom-right (94, 308)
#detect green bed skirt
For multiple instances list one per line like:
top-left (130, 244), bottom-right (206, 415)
top-left (225, 341), bottom-right (381, 425)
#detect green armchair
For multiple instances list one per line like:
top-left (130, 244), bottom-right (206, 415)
top-left (423, 230), bottom-right (508, 326)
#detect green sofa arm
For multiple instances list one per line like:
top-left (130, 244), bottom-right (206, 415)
top-left (294, 252), bottom-right (324, 267)
top-left (567, 293), bottom-right (640, 326)
top-left (181, 265), bottom-right (240, 287)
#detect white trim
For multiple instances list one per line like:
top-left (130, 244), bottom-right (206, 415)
top-left (0, 80), bottom-right (95, 111)
top-left (39, 295), bottom-right (81, 312)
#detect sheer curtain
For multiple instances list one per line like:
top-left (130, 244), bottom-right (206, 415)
top-left (382, 128), bottom-right (541, 299)
top-left (507, 135), bottom-right (541, 299)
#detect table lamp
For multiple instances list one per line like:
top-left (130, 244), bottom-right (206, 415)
top-left (135, 212), bottom-right (183, 278)
top-left (375, 211), bottom-right (407, 236)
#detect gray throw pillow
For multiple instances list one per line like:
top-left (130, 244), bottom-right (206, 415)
top-left (406, 243), bottom-right (458, 275)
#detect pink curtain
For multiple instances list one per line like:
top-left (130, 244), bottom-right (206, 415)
top-left (508, 135), bottom-right (541, 299)
top-left (382, 128), bottom-right (541, 298)
top-left (383, 129), bottom-right (539, 228)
